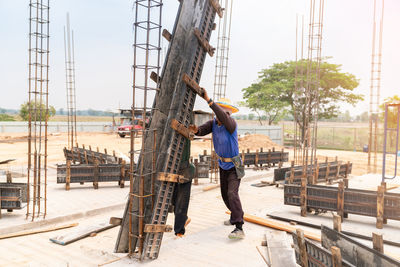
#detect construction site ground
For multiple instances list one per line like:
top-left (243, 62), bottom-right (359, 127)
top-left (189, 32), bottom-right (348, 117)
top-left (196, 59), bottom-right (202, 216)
top-left (1, 132), bottom-right (400, 266)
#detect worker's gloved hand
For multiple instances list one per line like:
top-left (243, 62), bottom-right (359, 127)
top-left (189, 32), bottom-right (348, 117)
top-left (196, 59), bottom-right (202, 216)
top-left (201, 88), bottom-right (210, 102)
top-left (189, 124), bottom-right (198, 135)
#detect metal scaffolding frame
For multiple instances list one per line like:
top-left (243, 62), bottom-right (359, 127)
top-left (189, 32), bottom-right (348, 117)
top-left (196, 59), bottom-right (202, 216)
top-left (128, 0), bottom-right (162, 258)
top-left (368, 0), bottom-right (385, 173)
top-left (64, 13), bottom-right (78, 150)
top-left (27, 0), bottom-right (50, 221)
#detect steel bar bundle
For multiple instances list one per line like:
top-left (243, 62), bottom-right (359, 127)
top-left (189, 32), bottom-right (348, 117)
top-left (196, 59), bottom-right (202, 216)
top-left (284, 182), bottom-right (400, 228)
top-left (382, 103), bottom-right (400, 181)
top-left (26, 0), bottom-right (50, 221)
top-left (64, 12), bottom-right (78, 150)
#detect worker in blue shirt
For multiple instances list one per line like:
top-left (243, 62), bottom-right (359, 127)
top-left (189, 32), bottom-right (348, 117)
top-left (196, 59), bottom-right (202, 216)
top-left (190, 89), bottom-right (245, 239)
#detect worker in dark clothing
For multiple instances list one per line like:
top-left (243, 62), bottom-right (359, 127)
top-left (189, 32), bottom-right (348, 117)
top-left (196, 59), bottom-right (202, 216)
top-left (190, 89), bottom-right (245, 239)
top-left (171, 129), bottom-right (195, 237)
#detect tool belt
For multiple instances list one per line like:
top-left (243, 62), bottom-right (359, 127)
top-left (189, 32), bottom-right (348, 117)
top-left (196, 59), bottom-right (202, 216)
top-left (217, 155), bottom-right (245, 179)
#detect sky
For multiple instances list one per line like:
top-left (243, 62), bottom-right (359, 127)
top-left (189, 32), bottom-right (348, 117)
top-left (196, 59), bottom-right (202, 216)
top-left (0, 0), bottom-right (399, 116)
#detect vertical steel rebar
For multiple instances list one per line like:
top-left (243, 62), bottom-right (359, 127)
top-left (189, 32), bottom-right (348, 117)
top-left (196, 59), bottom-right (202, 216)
top-left (368, 0), bottom-right (385, 173)
top-left (64, 13), bottom-right (78, 150)
top-left (27, 0), bottom-right (49, 221)
top-left (129, 0), bottom-right (163, 258)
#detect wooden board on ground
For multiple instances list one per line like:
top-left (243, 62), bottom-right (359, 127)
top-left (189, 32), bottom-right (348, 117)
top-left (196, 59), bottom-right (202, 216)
top-left (50, 222), bottom-right (116, 245)
top-left (0, 223), bottom-right (78, 240)
top-left (256, 245), bottom-right (271, 266)
top-left (265, 230), bottom-right (296, 267)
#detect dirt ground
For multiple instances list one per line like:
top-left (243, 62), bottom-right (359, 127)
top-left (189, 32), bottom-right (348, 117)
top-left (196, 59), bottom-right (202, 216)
top-left (0, 132), bottom-right (396, 177)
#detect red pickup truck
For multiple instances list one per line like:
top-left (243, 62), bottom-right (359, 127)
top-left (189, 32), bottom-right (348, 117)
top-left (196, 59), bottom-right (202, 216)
top-left (117, 118), bottom-right (143, 138)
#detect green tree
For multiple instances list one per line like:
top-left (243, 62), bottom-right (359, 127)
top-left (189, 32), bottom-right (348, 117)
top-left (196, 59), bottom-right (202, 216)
top-left (241, 81), bottom-right (288, 125)
top-left (242, 59), bottom-right (363, 140)
top-left (19, 101), bottom-right (56, 121)
top-left (0, 114), bottom-right (15, 121)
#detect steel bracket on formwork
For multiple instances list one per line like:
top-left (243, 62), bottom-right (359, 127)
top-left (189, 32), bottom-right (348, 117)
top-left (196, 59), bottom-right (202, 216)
top-left (157, 173), bottom-right (188, 184)
top-left (170, 119), bottom-right (194, 140)
top-left (193, 28), bottom-right (215, 56)
top-left (182, 73), bottom-right (205, 97)
top-left (209, 0), bottom-right (223, 18)
top-left (150, 71), bottom-right (161, 84)
top-left (162, 29), bottom-right (172, 42)
top-left (144, 224), bottom-right (173, 233)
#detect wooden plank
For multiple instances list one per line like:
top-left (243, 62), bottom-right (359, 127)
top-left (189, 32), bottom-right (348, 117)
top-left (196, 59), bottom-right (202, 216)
top-left (300, 177), bottom-right (307, 217)
top-left (50, 222), bottom-right (116, 245)
top-left (331, 246), bottom-right (342, 267)
top-left (256, 245), bottom-right (271, 267)
top-left (226, 211), bottom-right (320, 242)
top-left (372, 233), bottom-right (384, 253)
top-left (337, 181), bottom-right (345, 221)
top-left (376, 185), bottom-right (385, 229)
top-left (0, 223), bottom-right (78, 240)
top-left (333, 214), bottom-right (342, 232)
top-left (265, 230), bottom-right (296, 267)
top-left (296, 229), bottom-right (308, 267)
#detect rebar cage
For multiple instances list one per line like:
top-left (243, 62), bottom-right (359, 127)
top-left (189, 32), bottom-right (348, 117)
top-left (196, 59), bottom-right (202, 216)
top-left (27, 0), bottom-right (50, 220)
top-left (128, 0), bottom-right (163, 258)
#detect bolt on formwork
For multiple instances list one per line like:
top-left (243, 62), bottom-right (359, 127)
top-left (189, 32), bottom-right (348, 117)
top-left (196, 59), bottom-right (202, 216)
top-left (128, 0), bottom-right (162, 258)
top-left (368, 0), bottom-right (385, 174)
top-left (64, 13), bottom-right (78, 150)
top-left (301, 0), bottom-right (325, 175)
top-left (27, 0), bottom-right (50, 221)
top-left (211, 0), bottom-right (233, 183)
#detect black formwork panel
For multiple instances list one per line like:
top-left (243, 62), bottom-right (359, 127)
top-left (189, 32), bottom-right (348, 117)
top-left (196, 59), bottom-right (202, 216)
top-left (0, 183), bottom-right (28, 202)
top-left (57, 164), bottom-right (127, 183)
top-left (285, 184), bottom-right (400, 221)
top-left (283, 162), bottom-right (352, 184)
top-left (0, 187), bottom-right (23, 209)
top-left (291, 231), bottom-right (355, 267)
top-left (195, 161), bottom-right (209, 178)
top-left (64, 147), bottom-right (119, 164)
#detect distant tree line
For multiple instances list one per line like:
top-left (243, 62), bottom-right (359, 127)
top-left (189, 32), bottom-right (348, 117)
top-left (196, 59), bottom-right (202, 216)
top-left (57, 108), bottom-right (114, 117)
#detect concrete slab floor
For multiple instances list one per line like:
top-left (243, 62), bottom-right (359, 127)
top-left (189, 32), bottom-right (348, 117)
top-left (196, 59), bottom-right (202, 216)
top-left (1, 169), bottom-right (399, 266)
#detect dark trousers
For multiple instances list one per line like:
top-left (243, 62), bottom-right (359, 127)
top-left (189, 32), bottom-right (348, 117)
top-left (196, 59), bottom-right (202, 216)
top-left (171, 180), bottom-right (192, 235)
top-left (220, 167), bottom-right (244, 226)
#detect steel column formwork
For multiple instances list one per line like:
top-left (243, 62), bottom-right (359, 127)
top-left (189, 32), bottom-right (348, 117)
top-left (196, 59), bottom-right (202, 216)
top-left (64, 13), bottom-right (78, 150)
top-left (27, 0), bottom-right (50, 221)
top-left (368, 0), bottom-right (385, 173)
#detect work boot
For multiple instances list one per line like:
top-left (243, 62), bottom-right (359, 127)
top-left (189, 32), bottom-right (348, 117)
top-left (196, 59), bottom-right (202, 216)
top-left (224, 220), bottom-right (232, 226)
top-left (228, 227), bottom-right (245, 239)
